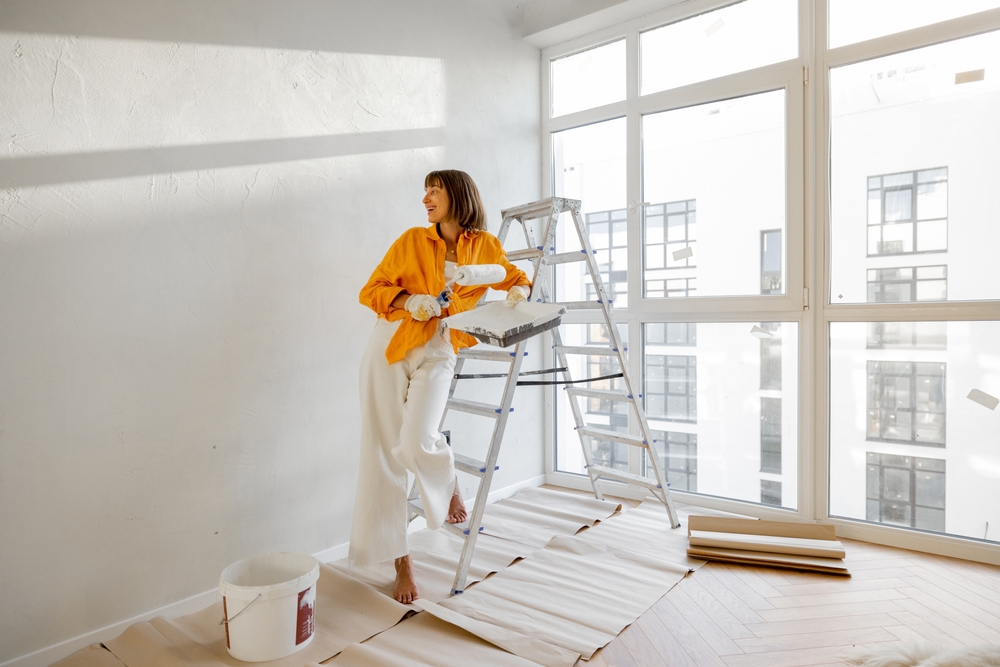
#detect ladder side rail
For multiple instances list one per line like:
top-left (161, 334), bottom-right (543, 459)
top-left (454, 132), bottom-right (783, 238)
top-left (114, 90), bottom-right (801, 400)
top-left (567, 206), bottom-right (682, 526)
top-left (451, 337), bottom-right (529, 593)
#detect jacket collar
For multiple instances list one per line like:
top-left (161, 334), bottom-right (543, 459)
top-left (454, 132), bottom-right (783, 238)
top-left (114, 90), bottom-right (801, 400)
top-left (425, 223), bottom-right (474, 242)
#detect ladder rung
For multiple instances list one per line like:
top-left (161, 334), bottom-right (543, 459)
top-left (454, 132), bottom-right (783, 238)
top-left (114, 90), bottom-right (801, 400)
top-left (505, 248), bottom-right (545, 262)
top-left (565, 387), bottom-right (633, 401)
top-left (408, 498), bottom-right (483, 537)
top-left (458, 348), bottom-right (520, 362)
top-left (577, 426), bottom-right (648, 448)
top-left (454, 452), bottom-right (498, 476)
top-left (501, 197), bottom-right (575, 220)
top-left (553, 345), bottom-right (620, 357)
top-left (560, 300), bottom-right (608, 310)
top-left (447, 398), bottom-right (511, 418)
top-left (587, 464), bottom-right (663, 491)
top-left (543, 250), bottom-right (592, 265)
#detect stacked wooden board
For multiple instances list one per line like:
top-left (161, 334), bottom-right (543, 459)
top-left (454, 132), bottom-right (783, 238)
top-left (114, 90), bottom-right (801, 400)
top-left (686, 516), bottom-right (850, 576)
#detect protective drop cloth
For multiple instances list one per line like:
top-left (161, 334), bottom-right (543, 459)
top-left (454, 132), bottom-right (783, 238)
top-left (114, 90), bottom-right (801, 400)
top-left (480, 486), bottom-right (621, 548)
top-left (52, 644), bottom-right (129, 667)
top-left (319, 613), bottom-right (546, 667)
top-left (574, 497), bottom-right (707, 570)
top-left (104, 564), bottom-right (409, 667)
top-left (440, 535), bottom-right (690, 659)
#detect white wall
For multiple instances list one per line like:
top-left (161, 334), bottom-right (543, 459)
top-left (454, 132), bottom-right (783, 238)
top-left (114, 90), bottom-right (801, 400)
top-left (0, 1), bottom-right (541, 662)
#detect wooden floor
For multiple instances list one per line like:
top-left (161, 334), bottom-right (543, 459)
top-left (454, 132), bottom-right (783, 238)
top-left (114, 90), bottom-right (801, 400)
top-left (581, 523), bottom-right (1000, 667)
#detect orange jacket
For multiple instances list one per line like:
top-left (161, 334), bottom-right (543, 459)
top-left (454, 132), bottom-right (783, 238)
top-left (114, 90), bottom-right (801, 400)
top-left (360, 224), bottom-right (531, 364)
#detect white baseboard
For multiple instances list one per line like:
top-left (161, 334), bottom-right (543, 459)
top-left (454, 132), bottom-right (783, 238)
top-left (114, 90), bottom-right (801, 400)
top-left (4, 475), bottom-right (546, 667)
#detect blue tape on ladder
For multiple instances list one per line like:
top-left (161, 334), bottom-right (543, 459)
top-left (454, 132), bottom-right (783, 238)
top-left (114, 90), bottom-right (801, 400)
top-left (452, 589), bottom-right (465, 595)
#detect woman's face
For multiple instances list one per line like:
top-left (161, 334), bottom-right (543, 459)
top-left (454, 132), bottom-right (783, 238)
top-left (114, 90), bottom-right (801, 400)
top-left (423, 182), bottom-right (451, 224)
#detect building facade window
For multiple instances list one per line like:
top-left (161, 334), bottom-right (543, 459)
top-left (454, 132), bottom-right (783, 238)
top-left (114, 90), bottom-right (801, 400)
top-left (867, 265), bottom-right (947, 303)
top-left (647, 277), bottom-right (696, 299)
top-left (759, 322), bottom-right (782, 390)
top-left (645, 355), bottom-right (697, 422)
top-left (652, 430), bottom-right (697, 492)
top-left (761, 480), bottom-right (782, 506)
top-left (586, 208), bottom-right (628, 304)
top-left (760, 397), bottom-right (782, 473)
top-left (761, 229), bottom-right (782, 294)
top-left (644, 200), bottom-right (696, 269)
top-left (867, 168), bottom-right (948, 256)
top-left (867, 361), bottom-right (946, 446)
top-left (867, 321), bottom-right (947, 350)
top-left (866, 453), bottom-right (945, 532)
top-left (646, 322), bottom-right (697, 346)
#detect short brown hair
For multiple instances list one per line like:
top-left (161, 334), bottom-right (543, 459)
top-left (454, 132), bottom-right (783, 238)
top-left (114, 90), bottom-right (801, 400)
top-left (424, 170), bottom-right (488, 232)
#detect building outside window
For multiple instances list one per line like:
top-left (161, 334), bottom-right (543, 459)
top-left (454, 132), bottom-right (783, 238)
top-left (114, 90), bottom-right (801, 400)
top-left (867, 361), bottom-right (946, 446)
top-left (651, 430), bottom-right (697, 492)
top-left (760, 397), bottom-right (782, 473)
top-left (646, 322), bottom-right (697, 346)
top-left (867, 265), bottom-right (947, 303)
top-left (646, 355), bottom-right (697, 422)
top-left (867, 321), bottom-right (947, 350)
top-left (867, 168), bottom-right (948, 256)
top-left (761, 480), bottom-right (782, 507)
top-left (586, 208), bottom-right (628, 305)
top-left (866, 453), bottom-right (945, 532)
top-left (761, 229), bottom-right (782, 294)
top-left (759, 322), bottom-right (782, 390)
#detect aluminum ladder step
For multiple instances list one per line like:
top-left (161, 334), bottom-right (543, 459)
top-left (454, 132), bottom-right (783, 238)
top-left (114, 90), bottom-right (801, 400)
top-left (576, 426), bottom-right (649, 448)
top-left (453, 452), bottom-right (498, 477)
top-left (407, 497), bottom-right (483, 537)
top-left (554, 345), bottom-right (621, 357)
top-left (505, 248), bottom-right (545, 262)
top-left (501, 197), bottom-right (572, 220)
top-left (587, 464), bottom-right (664, 491)
top-left (560, 300), bottom-right (608, 310)
top-left (458, 348), bottom-right (519, 362)
top-left (565, 387), bottom-right (634, 401)
top-left (447, 398), bottom-right (511, 418)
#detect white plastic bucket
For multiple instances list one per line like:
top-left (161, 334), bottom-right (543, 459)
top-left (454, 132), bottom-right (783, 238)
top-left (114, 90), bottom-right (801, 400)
top-left (219, 552), bottom-right (320, 662)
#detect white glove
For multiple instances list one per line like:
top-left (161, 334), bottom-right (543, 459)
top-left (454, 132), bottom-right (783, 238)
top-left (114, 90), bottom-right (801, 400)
top-left (506, 285), bottom-right (530, 308)
top-left (404, 294), bottom-right (442, 322)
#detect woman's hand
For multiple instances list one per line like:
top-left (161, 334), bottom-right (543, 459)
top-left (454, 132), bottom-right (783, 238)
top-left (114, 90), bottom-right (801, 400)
top-left (404, 294), bottom-right (442, 322)
top-left (506, 285), bottom-right (530, 308)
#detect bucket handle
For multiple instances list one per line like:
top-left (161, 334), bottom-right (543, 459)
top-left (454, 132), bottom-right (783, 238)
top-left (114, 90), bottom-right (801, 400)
top-left (219, 594), bottom-right (262, 626)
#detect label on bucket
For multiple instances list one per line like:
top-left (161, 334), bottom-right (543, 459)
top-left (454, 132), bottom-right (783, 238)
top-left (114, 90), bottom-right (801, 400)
top-left (296, 586), bottom-right (315, 645)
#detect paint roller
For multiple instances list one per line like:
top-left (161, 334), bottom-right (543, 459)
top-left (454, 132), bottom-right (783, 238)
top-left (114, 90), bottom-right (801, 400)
top-left (436, 264), bottom-right (507, 307)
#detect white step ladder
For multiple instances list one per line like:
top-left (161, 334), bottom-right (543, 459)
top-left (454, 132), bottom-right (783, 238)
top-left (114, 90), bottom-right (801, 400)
top-left (406, 196), bottom-right (680, 595)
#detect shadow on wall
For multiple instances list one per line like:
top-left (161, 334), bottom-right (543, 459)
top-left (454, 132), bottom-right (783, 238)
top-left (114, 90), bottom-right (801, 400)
top-left (0, 129), bottom-right (446, 188)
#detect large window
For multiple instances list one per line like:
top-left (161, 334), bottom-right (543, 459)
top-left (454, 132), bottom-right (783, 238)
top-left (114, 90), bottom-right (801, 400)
top-left (650, 430), bottom-right (697, 492)
top-left (545, 0), bottom-right (1000, 552)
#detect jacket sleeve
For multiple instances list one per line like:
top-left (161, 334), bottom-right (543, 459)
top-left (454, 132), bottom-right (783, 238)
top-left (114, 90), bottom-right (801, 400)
top-left (359, 234), bottom-right (409, 316)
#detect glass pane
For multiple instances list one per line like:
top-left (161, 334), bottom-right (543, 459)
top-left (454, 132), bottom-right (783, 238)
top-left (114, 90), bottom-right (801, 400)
top-left (555, 323), bottom-right (628, 476)
top-left (643, 90), bottom-right (785, 298)
top-left (550, 40), bottom-right (626, 117)
top-left (830, 32), bottom-right (1000, 303)
top-left (830, 321), bottom-right (1000, 543)
top-left (552, 118), bottom-right (628, 308)
top-left (640, 0), bottom-right (797, 95)
top-left (643, 322), bottom-right (799, 509)
top-left (830, 0), bottom-right (1000, 48)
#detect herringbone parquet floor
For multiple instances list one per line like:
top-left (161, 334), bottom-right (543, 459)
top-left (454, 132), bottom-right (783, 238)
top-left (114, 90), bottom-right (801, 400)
top-left (581, 534), bottom-right (1000, 667)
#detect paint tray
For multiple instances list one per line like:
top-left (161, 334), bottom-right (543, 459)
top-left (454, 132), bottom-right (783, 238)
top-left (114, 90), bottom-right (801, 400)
top-left (444, 301), bottom-right (566, 348)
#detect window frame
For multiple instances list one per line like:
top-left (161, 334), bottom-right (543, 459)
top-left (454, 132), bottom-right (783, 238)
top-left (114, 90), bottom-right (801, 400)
top-left (541, 0), bottom-right (1000, 564)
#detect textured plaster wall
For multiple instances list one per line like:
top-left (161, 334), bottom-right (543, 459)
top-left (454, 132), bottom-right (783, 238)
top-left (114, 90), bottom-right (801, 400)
top-left (0, 1), bottom-right (541, 661)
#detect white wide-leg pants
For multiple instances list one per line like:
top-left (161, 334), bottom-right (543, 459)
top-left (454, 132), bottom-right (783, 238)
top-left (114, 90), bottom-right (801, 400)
top-left (349, 319), bottom-right (458, 567)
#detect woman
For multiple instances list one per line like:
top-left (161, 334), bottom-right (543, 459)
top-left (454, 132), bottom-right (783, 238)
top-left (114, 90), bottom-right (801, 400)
top-left (350, 169), bottom-right (530, 603)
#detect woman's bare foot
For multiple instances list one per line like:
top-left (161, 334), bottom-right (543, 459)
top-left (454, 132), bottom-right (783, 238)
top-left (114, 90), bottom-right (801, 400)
top-left (393, 555), bottom-right (418, 604)
top-left (446, 481), bottom-right (467, 524)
